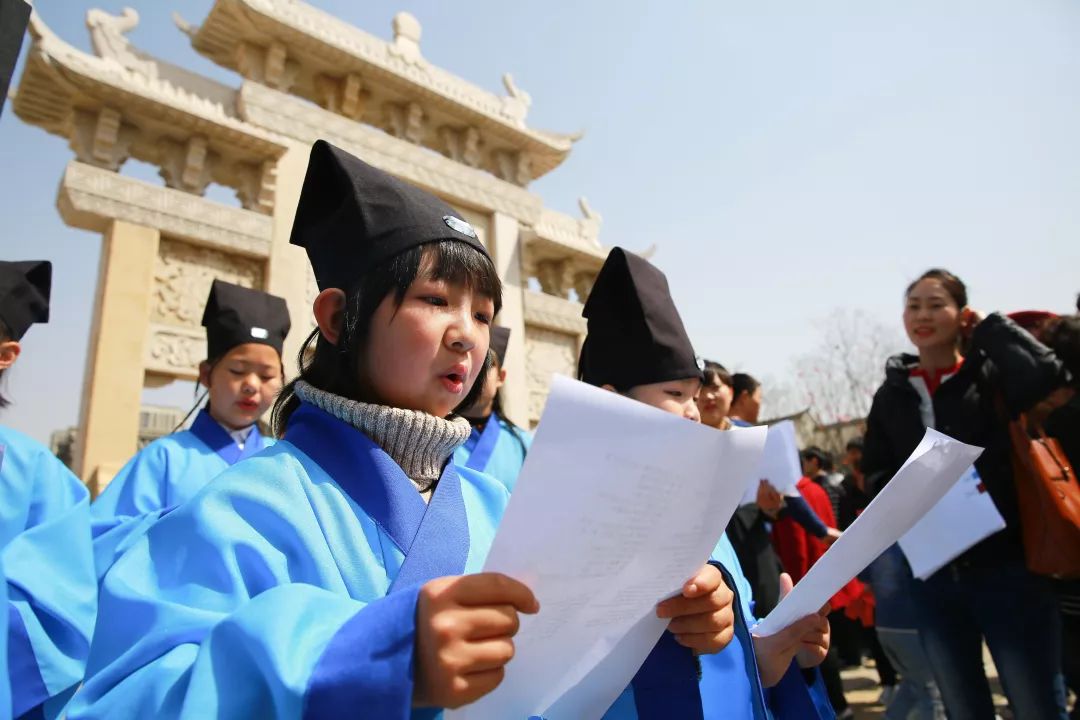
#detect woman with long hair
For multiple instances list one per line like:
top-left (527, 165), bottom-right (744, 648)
top-left (862, 268), bottom-right (1069, 719)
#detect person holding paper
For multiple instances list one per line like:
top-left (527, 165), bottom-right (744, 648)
top-left (69, 141), bottom-right (538, 719)
top-left (578, 247), bottom-right (834, 720)
top-left (89, 280), bottom-right (290, 581)
top-left (0, 261), bottom-right (97, 719)
top-left (725, 375), bottom-right (839, 616)
top-left (862, 268), bottom-right (1070, 720)
top-left (454, 325), bottom-right (532, 492)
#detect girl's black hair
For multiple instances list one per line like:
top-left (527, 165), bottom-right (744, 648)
top-left (0, 319), bottom-right (10, 409)
top-left (273, 240), bottom-right (502, 434)
top-left (487, 350), bottom-right (530, 458)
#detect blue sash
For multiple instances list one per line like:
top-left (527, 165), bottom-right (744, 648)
top-left (284, 403), bottom-right (470, 591)
top-left (189, 409), bottom-right (266, 466)
top-left (465, 416), bottom-right (503, 473)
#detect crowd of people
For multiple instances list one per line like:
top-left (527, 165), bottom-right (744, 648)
top-left (0, 138), bottom-right (1076, 719)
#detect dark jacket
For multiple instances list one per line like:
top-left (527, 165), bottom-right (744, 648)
top-left (862, 313), bottom-right (1066, 570)
top-left (726, 504), bottom-right (784, 616)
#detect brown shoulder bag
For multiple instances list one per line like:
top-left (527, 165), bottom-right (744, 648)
top-left (1002, 389), bottom-right (1080, 579)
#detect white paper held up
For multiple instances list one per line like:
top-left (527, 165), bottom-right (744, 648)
top-left (447, 375), bottom-right (767, 720)
top-left (899, 467), bottom-right (1005, 579)
top-left (739, 420), bottom-right (803, 506)
top-left (754, 428), bottom-right (982, 637)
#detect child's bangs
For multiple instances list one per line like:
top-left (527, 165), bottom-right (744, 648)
top-left (419, 241), bottom-right (503, 313)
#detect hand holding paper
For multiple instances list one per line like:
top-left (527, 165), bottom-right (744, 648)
top-left (754, 428), bottom-right (983, 637)
top-left (448, 376), bottom-right (767, 720)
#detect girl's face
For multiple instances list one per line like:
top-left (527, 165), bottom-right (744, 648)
top-left (364, 273), bottom-right (495, 418)
top-left (626, 377), bottom-right (703, 422)
top-left (201, 343), bottom-right (283, 430)
top-left (461, 360), bottom-right (506, 419)
top-left (697, 379), bottom-right (733, 428)
top-left (903, 278), bottom-right (962, 351)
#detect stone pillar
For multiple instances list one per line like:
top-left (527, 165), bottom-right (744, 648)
top-left (265, 141), bottom-right (316, 379)
top-left (75, 220), bottom-right (159, 495)
top-left (490, 212), bottom-right (528, 424)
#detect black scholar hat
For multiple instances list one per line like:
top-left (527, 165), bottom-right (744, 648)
top-left (201, 280), bottom-right (291, 360)
top-left (490, 325), bottom-right (511, 366)
top-left (0, 260), bottom-right (51, 340)
top-left (290, 140), bottom-right (489, 293)
top-left (579, 247), bottom-right (702, 390)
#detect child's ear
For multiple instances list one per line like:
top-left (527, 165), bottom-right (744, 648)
top-left (197, 361), bottom-right (212, 389)
top-left (313, 289), bottom-right (347, 345)
top-left (600, 384), bottom-right (618, 393)
top-left (0, 341), bottom-right (20, 370)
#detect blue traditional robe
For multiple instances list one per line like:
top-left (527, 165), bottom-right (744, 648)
top-left (453, 413), bottom-right (531, 492)
top-left (0, 426), bottom-right (96, 719)
top-left (702, 534), bottom-right (834, 720)
top-left (69, 403), bottom-right (507, 719)
top-left (89, 408), bottom-right (271, 580)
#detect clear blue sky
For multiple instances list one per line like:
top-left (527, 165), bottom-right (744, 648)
top-left (2, 0), bottom-right (1078, 443)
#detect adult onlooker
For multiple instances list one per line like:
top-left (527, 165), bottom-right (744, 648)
top-left (1042, 314), bottom-right (1080, 720)
top-left (724, 373), bottom-right (836, 617)
top-left (862, 268), bottom-right (1069, 719)
top-left (697, 361), bottom-right (734, 431)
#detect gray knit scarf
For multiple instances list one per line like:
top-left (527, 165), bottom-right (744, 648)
top-left (293, 380), bottom-right (471, 498)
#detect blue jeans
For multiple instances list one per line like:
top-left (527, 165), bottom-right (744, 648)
top-left (876, 628), bottom-right (945, 720)
top-left (914, 560), bottom-right (1067, 720)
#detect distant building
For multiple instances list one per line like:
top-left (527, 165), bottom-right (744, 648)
top-left (760, 408), bottom-right (866, 459)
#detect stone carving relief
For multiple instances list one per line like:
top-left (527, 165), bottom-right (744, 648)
top-left (385, 102), bottom-right (425, 145)
top-left (145, 324), bottom-right (206, 377)
top-left (493, 149), bottom-right (532, 186)
top-left (315, 73), bottom-right (369, 121)
top-left (233, 160), bottom-right (277, 215)
top-left (389, 12), bottom-right (423, 66)
top-left (69, 107), bottom-right (135, 171)
top-left (439, 126), bottom-right (482, 168)
top-left (158, 135), bottom-right (216, 195)
top-left (86, 7), bottom-right (157, 78)
top-left (572, 270), bottom-right (597, 303)
top-left (524, 327), bottom-right (579, 424)
top-left (500, 73), bottom-right (532, 127)
top-left (235, 40), bottom-right (298, 93)
top-left (532, 258), bottom-right (574, 299)
top-left (151, 238), bottom-right (264, 327)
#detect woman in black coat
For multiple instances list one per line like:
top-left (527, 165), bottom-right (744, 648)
top-left (862, 269), bottom-right (1069, 720)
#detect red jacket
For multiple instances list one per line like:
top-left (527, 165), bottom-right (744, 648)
top-left (772, 477), bottom-right (833, 582)
top-left (772, 476), bottom-right (875, 624)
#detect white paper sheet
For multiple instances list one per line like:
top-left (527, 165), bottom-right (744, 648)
top-left (754, 428), bottom-right (983, 637)
top-left (739, 420), bottom-right (803, 506)
top-left (447, 375), bottom-right (767, 720)
top-left (898, 467), bottom-right (1005, 579)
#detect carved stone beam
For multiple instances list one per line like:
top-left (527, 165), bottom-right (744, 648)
top-left (264, 41), bottom-right (298, 93)
top-left (235, 40), bottom-right (297, 93)
top-left (493, 149), bottom-right (532, 186)
top-left (69, 106), bottom-right (134, 171)
top-left (534, 258), bottom-right (571, 299)
top-left (438, 125), bottom-right (483, 168)
top-left (572, 270), bottom-right (597, 303)
top-left (234, 160), bottom-right (277, 215)
top-left (385, 102), bottom-right (425, 144)
top-left (315, 73), bottom-right (369, 121)
top-left (159, 135), bottom-right (216, 196)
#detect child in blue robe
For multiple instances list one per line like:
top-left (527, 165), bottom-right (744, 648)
top-left (455, 325), bottom-right (532, 491)
top-left (89, 281), bottom-right (290, 579)
top-left (0, 261), bottom-right (97, 719)
top-left (71, 142), bottom-right (743, 720)
top-left (577, 247), bottom-right (835, 719)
